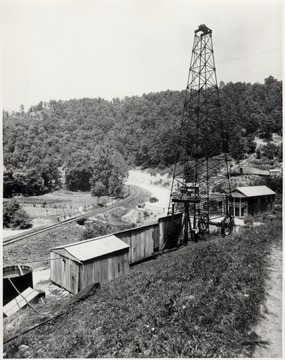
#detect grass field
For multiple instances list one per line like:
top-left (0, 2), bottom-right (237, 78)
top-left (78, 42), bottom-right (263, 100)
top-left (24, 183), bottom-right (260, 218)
top-left (15, 188), bottom-right (132, 216)
top-left (3, 219), bottom-right (281, 358)
top-left (23, 207), bottom-right (68, 217)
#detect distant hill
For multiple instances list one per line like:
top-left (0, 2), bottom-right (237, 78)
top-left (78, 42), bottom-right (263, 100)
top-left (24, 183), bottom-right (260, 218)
top-left (3, 76), bottom-right (282, 197)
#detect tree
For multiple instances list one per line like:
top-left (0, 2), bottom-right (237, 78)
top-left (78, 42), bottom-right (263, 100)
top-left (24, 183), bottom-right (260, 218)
top-left (3, 199), bottom-right (21, 227)
top-left (65, 165), bottom-right (93, 191)
top-left (90, 146), bottom-right (128, 197)
top-left (259, 113), bottom-right (273, 140)
top-left (3, 199), bottom-right (31, 229)
top-left (265, 176), bottom-right (282, 194)
top-left (65, 150), bottom-right (93, 191)
top-left (81, 221), bottom-right (114, 240)
top-left (41, 158), bottom-right (61, 190)
top-left (3, 170), bottom-right (14, 198)
top-left (10, 209), bottom-right (32, 229)
top-left (229, 127), bottom-right (247, 161)
top-left (91, 181), bottom-right (105, 197)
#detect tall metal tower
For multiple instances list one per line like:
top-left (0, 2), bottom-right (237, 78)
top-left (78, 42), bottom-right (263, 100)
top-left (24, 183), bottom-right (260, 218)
top-left (168, 24), bottom-right (233, 244)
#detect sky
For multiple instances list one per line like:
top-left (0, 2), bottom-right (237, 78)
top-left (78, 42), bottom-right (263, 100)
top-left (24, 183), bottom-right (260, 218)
top-left (2, 0), bottom-right (283, 112)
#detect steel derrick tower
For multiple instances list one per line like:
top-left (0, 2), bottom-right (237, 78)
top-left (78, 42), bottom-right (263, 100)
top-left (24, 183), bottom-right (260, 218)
top-left (168, 24), bottom-right (234, 245)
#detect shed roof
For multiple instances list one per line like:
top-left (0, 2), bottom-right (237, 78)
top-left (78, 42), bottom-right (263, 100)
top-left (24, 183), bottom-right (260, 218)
top-left (232, 186), bottom-right (276, 197)
top-left (51, 234), bottom-right (129, 262)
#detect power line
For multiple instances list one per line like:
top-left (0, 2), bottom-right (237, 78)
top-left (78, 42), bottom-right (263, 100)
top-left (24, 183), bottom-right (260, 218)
top-left (3, 257), bottom-right (63, 266)
top-left (220, 68), bottom-right (265, 74)
top-left (217, 47), bottom-right (282, 64)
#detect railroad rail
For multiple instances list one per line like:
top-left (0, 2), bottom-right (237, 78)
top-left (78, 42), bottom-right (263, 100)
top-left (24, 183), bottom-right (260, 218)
top-left (3, 185), bottom-right (142, 247)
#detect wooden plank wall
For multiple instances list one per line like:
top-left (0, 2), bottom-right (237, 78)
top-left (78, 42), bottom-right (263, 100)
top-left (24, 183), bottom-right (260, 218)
top-left (50, 250), bottom-right (80, 294)
top-left (115, 213), bottom-right (183, 263)
top-left (115, 224), bottom-right (157, 264)
top-left (248, 197), bottom-right (275, 216)
top-left (79, 250), bottom-right (129, 292)
top-left (50, 251), bottom-right (63, 288)
top-left (158, 213), bottom-right (183, 249)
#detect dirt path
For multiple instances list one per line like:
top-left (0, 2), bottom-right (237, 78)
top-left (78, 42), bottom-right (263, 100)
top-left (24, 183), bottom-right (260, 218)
top-left (126, 169), bottom-right (171, 213)
top-left (253, 242), bottom-right (282, 358)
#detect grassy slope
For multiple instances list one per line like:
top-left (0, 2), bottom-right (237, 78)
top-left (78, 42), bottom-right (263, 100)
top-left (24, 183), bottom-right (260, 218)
top-left (4, 220), bottom-right (281, 358)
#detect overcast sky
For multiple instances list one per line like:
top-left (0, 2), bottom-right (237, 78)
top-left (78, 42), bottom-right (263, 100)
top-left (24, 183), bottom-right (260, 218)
top-left (2, 0), bottom-right (283, 112)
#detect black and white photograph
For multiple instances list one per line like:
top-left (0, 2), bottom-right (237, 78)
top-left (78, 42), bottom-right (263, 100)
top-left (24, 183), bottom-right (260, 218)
top-left (2, 0), bottom-right (282, 358)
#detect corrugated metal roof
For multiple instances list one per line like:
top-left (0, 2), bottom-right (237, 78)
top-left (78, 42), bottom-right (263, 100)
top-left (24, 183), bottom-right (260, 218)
top-left (233, 186), bottom-right (276, 197)
top-left (51, 234), bottom-right (129, 262)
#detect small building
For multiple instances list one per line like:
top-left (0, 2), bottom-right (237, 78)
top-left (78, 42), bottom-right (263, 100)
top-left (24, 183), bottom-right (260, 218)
top-left (230, 186), bottom-right (276, 218)
top-left (239, 166), bottom-right (270, 176)
top-left (269, 168), bottom-right (282, 177)
top-left (50, 235), bottom-right (130, 294)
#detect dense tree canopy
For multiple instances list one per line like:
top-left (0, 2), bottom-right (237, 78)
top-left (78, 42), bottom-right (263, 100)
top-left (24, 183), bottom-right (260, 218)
top-left (3, 77), bottom-right (282, 197)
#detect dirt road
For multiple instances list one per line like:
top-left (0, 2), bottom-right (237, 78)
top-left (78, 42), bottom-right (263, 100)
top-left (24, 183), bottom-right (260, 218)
top-left (253, 242), bottom-right (282, 358)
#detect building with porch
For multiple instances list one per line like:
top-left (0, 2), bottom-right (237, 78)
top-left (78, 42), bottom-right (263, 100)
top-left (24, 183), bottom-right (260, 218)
top-left (229, 186), bottom-right (276, 218)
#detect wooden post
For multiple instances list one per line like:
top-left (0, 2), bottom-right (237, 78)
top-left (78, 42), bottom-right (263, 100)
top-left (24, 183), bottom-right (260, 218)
top-left (18, 265), bottom-right (24, 276)
top-left (184, 202), bottom-right (189, 245)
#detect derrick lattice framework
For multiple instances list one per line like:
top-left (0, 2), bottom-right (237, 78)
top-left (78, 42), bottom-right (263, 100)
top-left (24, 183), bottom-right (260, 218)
top-left (168, 24), bottom-right (233, 243)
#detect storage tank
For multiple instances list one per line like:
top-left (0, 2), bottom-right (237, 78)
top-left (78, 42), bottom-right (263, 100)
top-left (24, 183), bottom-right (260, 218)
top-left (3, 265), bottom-right (33, 305)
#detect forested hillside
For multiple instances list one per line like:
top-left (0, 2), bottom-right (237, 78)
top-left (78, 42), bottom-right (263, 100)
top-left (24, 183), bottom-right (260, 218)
top-left (3, 76), bottom-right (282, 198)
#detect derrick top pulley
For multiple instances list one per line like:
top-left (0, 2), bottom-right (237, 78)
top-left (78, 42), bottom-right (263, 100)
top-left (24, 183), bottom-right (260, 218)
top-left (195, 24), bottom-right (212, 36)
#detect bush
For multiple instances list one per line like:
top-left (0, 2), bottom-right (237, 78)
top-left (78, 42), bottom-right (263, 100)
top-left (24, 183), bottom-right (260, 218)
top-left (81, 220), bottom-right (133, 240)
top-left (10, 209), bottom-right (32, 229)
top-left (3, 199), bottom-right (32, 229)
top-left (81, 221), bottom-right (129, 240)
top-left (81, 221), bottom-right (111, 239)
top-left (244, 215), bottom-right (254, 227)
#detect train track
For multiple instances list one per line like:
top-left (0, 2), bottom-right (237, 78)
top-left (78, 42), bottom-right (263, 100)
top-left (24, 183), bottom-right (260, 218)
top-left (3, 185), bottom-right (142, 247)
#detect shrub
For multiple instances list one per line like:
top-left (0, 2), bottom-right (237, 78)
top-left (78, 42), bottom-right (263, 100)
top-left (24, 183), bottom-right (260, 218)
top-left (3, 199), bottom-right (32, 229)
top-left (81, 221), bottom-right (130, 240)
top-left (143, 210), bottom-right (150, 219)
top-left (10, 209), bottom-right (32, 229)
top-left (3, 199), bottom-right (20, 227)
top-left (81, 221), bottom-right (111, 239)
top-left (244, 215), bottom-right (254, 227)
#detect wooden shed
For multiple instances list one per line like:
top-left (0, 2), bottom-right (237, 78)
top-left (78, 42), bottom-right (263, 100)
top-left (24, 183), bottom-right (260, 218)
top-left (230, 186), bottom-right (276, 217)
top-left (50, 235), bottom-right (130, 294)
